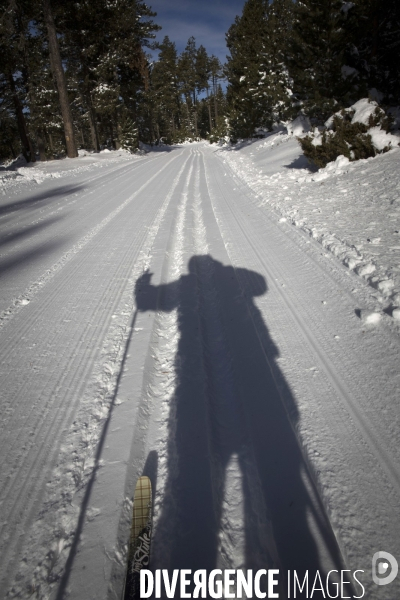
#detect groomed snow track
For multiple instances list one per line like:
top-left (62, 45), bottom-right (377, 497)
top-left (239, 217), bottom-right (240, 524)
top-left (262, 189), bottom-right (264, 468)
top-left (0, 145), bottom-right (399, 599)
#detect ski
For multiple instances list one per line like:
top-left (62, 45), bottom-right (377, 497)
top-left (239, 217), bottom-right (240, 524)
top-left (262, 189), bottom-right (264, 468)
top-left (123, 476), bottom-right (152, 600)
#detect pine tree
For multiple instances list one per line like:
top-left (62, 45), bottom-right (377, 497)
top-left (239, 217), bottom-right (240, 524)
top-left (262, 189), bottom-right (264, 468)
top-left (61, 0), bottom-right (104, 151)
top-left (0, 81), bottom-right (19, 159)
top-left (178, 37), bottom-right (199, 136)
top-left (261, 0), bottom-right (294, 123)
top-left (150, 36), bottom-right (181, 143)
top-left (0, 0), bottom-right (37, 161)
top-left (196, 45), bottom-right (212, 132)
top-left (208, 85), bottom-right (230, 143)
top-left (288, 0), bottom-right (351, 123)
top-left (0, 0), bottom-right (235, 158)
top-left (43, 0), bottom-right (78, 157)
top-left (111, 0), bottom-right (159, 148)
top-left (225, 0), bottom-right (270, 139)
top-left (60, 0), bottom-right (159, 151)
top-left (373, 0), bottom-right (400, 103)
top-left (195, 45), bottom-right (210, 96)
top-left (26, 31), bottom-right (64, 160)
top-left (343, 0), bottom-right (400, 105)
top-left (209, 56), bottom-right (223, 126)
top-left (197, 98), bottom-right (211, 139)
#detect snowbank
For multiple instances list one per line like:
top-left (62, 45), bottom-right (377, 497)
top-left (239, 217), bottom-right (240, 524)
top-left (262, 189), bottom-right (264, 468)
top-left (218, 131), bottom-right (400, 316)
top-left (369, 126), bottom-right (400, 151)
top-left (0, 149), bottom-right (141, 194)
top-left (286, 115), bottom-right (312, 136)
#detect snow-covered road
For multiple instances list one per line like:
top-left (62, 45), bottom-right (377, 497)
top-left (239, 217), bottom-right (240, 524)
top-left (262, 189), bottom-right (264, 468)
top-left (1, 145), bottom-right (399, 599)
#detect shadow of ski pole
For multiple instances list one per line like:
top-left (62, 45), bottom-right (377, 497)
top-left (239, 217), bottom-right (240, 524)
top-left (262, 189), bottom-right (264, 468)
top-left (55, 308), bottom-right (139, 600)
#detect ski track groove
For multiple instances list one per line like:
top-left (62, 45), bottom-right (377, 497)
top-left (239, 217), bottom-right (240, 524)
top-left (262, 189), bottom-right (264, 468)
top-left (0, 150), bottom-right (190, 596)
top-left (146, 152), bottom-right (196, 570)
top-left (0, 149), bottom-right (165, 219)
top-left (2, 146), bottom-right (400, 600)
top-left (209, 157), bottom-right (400, 494)
top-left (0, 151), bottom-right (183, 330)
top-left (0, 156), bottom-right (152, 262)
top-left (145, 150), bottom-right (281, 575)
top-left (193, 154), bottom-right (262, 572)
top-left (108, 151), bottom-right (198, 586)
top-left (0, 151), bottom-right (182, 366)
top-left (203, 150), bottom-right (400, 585)
top-left (203, 157), bottom-right (365, 558)
top-left (0, 236), bottom-right (150, 586)
top-left (0, 154), bottom-right (185, 461)
top-left (0, 159), bottom-right (149, 265)
top-left (193, 154), bottom-right (246, 568)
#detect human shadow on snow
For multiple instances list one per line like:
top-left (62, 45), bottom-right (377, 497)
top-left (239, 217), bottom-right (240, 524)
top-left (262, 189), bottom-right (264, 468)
top-left (133, 254), bottom-right (348, 597)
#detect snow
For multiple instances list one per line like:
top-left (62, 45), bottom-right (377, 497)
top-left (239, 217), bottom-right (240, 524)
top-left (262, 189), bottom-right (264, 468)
top-left (324, 98), bottom-right (386, 129)
top-left (218, 131), bottom-right (400, 313)
top-left (0, 149), bottom-right (140, 194)
top-left (351, 98), bottom-right (380, 125)
top-left (322, 98), bottom-right (400, 154)
top-left (286, 114), bottom-right (311, 136)
top-left (369, 126), bottom-right (400, 151)
top-left (359, 309), bottom-right (382, 326)
top-left (0, 142), bottom-right (400, 600)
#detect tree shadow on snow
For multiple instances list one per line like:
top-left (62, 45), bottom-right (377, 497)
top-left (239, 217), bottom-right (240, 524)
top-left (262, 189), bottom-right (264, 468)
top-left (130, 254), bottom-right (348, 598)
top-left (0, 214), bottom-right (64, 249)
top-left (0, 236), bottom-right (67, 278)
top-left (0, 184), bottom-right (85, 217)
top-left (284, 154), bottom-right (318, 172)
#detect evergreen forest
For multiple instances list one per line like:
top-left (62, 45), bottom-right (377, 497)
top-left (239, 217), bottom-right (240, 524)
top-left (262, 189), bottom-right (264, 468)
top-left (1, 0), bottom-right (399, 162)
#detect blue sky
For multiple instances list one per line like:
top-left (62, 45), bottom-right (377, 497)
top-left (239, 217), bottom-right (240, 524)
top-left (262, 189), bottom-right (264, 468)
top-left (146, 0), bottom-right (246, 65)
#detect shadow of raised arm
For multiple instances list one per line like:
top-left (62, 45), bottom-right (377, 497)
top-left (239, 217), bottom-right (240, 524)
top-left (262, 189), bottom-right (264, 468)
top-left (135, 269), bottom-right (178, 313)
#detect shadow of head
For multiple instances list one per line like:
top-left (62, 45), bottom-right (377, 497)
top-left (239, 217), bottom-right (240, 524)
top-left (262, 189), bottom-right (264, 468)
top-left (187, 254), bottom-right (267, 297)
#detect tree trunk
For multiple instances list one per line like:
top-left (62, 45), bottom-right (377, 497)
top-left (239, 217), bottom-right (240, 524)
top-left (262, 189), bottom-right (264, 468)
top-left (8, 72), bottom-right (35, 162)
top-left (110, 120), bottom-right (116, 149)
top-left (81, 62), bottom-right (100, 152)
top-left (116, 119), bottom-right (121, 150)
top-left (206, 87), bottom-right (212, 131)
top-left (184, 100), bottom-right (190, 131)
top-left (88, 106), bottom-right (100, 152)
top-left (44, 128), bottom-right (54, 159)
top-left (9, 141), bottom-right (17, 159)
top-left (43, 0), bottom-right (78, 158)
top-left (27, 89), bottom-right (46, 160)
top-left (213, 76), bottom-right (218, 121)
top-left (48, 132), bottom-right (55, 156)
top-left (192, 91), bottom-right (198, 137)
top-left (149, 108), bottom-right (155, 145)
top-left (36, 129), bottom-right (47, 161)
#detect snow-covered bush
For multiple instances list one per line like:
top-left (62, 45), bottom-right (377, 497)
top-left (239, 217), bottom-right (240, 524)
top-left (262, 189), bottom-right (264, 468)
top-left (208, 116), bottom-right (230, 144)
top-left (286, 115), bottom-right (312, 136)
top-left (168, 125), bottom-right (201, 145)
top-left (117, 114), bottom-right (138, 153)
top-left (299, 99), bottom-right (399, 168)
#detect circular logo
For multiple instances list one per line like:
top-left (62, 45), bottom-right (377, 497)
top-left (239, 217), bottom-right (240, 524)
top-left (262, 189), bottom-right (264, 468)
top-left (372, 552), bottom-right (398, 586)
